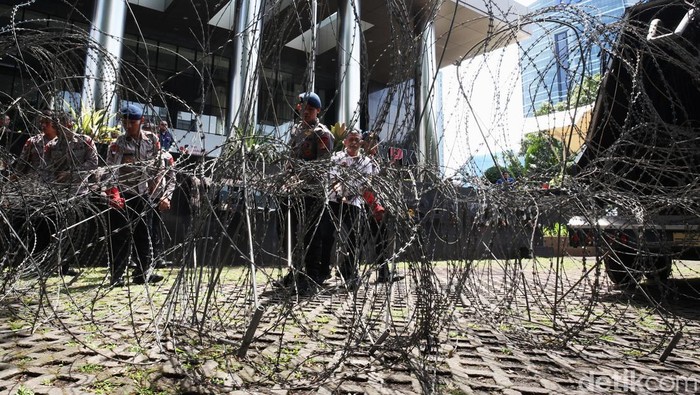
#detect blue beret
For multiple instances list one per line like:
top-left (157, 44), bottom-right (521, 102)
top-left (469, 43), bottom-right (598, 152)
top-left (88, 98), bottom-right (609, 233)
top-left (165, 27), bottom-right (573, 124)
top-left (298, 92), bottom-right (322, 109)
top-left (120, 104), bottom-right (143, 120)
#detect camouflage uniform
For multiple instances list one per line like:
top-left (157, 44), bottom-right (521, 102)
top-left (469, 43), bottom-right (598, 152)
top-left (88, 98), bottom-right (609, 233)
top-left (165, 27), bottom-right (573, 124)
top-left (150, 150), bottom-right (176, 203)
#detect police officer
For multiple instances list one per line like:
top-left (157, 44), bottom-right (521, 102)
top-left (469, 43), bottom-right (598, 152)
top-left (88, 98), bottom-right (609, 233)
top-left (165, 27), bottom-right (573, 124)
top-left (14, 110), bottom-right (59, 178)
top-left (276, 92), bottom-right (334, 293)
top-left (105, 104), bottom-right (165, 286)
top-left (150, 148), bottom-right (176, 266)
top-left (44, 113), bottom-right (99, 189)
top-left (42, 112), bottom-right (99, 276)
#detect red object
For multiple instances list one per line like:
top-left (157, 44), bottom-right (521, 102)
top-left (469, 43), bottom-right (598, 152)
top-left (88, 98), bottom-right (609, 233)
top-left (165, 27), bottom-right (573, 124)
top-left (363, 190), bottom-right (376, 205)
top-left (372, 203), bottom-right (385, 222)
top-left (106, 187), bottom-right (125, 209)
top-left (363, 191), bottom-right (384, 221)
top-left (390, 147), bottom-right (404, 161)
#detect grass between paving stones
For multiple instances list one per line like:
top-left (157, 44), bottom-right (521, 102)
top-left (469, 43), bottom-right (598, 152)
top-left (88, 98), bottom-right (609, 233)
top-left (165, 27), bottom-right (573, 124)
top-left (87, 379), bottom-right (116, 394)
top-left (125, 366), bottom-right (170, 395)
top-left (15, 385), bottom-right (34, 395)
top-left (7, 258), bottom-right (697, 392)
top-left (78, 363), bottom-right (104, 374)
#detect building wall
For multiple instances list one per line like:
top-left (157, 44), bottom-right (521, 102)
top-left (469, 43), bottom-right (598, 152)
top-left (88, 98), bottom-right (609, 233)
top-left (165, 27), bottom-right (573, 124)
top-left (520, 0), bottom-right (637, 117)
top-left (0, 1), bottom-right (338, 143)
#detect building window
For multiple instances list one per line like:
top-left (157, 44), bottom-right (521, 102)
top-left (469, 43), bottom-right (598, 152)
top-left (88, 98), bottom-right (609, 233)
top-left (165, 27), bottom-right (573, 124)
top-left (553, 31), bottom-right (569, 102)
top-left (176, 111), bottom-right (222, 135)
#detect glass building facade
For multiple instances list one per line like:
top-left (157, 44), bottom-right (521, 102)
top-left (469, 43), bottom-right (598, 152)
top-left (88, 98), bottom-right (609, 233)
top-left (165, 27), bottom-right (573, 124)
top-left (0, 0), bottom-right (522, 164)
top-left (520, 0), bottom-right (639, 116)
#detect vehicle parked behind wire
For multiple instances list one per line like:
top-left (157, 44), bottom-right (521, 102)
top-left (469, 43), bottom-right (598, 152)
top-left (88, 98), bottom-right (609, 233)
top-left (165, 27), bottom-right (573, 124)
top-left (567, 0), bottom-right (700, 284)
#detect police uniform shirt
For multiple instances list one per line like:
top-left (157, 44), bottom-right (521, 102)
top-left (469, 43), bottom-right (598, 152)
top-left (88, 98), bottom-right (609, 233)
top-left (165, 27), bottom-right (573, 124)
top-left (106, 130), bottom-right (160, 195)
top-left (16, 133), bottom-right (54, 175)
top-left (44, 133), bottom-right (99, 181)
top-left (150, 149), bottom-right (176, 202)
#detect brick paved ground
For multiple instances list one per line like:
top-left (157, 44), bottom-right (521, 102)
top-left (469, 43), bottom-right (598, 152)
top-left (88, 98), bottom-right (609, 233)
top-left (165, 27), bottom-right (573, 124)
top-left (1, 259), bottom-right (699, 394)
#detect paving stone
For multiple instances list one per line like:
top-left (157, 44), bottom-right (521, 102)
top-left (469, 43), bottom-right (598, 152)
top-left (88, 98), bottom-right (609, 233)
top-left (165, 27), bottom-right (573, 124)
top-left (2, 266), bottom-right (700, 394)
top-left (538, 377), bottom-right (563, 391)
top-left (0, 366), bottom-right (21, 380)
top-left (510, 384), bottom-right (552, 394)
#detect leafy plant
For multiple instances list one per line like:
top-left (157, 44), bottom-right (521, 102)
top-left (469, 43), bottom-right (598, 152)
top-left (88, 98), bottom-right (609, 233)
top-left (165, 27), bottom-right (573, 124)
top-left (8, 320), bottom-right (25, 331)
top-left (70, 107), bottom-right (120, 143)
top-left (500, 347), bottom-right (513, 355)
top-left (534, 74), bottom-right (601, 116)
top-left (519, 131), bottom-right (565, 176)
top-left (482, 150), bottom-right (524, 184)
top-left (569, 73), bottom-right (601, 108)
top-left (228, 126), bottom-right (281, 161)
top-left (330, 122), bottom-right (347, 152)
top-left (542, 223), bottom-right (568, 237)
top-left (78, 363), bottom-right (104, 374)
top-left (89, 379), bottom-right (116, 394)
top-left (16, 385), bottom-right (34, 395)
top-left (534, 101), bottom-right (556, 116)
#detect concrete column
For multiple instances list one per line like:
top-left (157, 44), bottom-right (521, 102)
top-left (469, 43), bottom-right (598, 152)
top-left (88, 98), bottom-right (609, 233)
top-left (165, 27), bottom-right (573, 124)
top-left (81, 0), bottom-right (126, 118)
top-left (416, 19), bottom-right (439, 167)
top-left (228, 0), bottom-right (264, 135)
top-left (310, 0), bottom-right (318, 92)
top-left (336, 0), bottom-right (362, 128)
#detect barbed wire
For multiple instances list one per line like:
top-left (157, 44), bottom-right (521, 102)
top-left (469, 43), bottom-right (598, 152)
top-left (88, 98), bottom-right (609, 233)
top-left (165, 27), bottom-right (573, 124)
top-left (1, 0), bottom-right (699, 392)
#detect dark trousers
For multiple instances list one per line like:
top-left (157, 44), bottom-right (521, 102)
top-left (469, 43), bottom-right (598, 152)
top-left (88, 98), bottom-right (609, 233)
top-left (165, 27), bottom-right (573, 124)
top-left (278, 195), bottom-right (334, 283)
top-left (329, 201), bottom-right (360, 281)
top-left (109, 193), bottom-right (153, 281)
top-left (151, 207), bottom-right (164, 261)
top-left (368, 213), bottom-right (391, 279)
top-left (3, 210), bottom-right (73, 276)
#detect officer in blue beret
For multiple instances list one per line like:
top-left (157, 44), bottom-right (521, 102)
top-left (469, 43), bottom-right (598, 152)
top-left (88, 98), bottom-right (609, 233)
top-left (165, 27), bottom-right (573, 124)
top-left (105, 103), bottom-right (168, 286)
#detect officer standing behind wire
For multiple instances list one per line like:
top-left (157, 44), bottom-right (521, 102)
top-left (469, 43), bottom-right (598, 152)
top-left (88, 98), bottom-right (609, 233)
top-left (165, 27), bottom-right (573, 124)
top-left (105, 104), bottom-right (165, 286)
top-left (150, 148), bottom-right (176, 267)
top-left (275, 92), bottom-right (334, 294)
top-left (43, 111), bottom-right (99, 277)
top-left (44, 112), bottom-right (99, 189)
top-left (14, 110), bottom-right (59, 178)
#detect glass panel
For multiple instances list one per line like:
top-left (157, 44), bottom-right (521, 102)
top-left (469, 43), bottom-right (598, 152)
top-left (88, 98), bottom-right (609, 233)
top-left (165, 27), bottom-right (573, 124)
top-left (58, 91), bottom-right (81, 113)
top-left (176, 111), bottom-right (195, 131)
top-left (553, 31), bottom-right (570, 101)
top-left (121, 35), bottom-right (139, 63)
top-left (158, 43), bottom-right (178, 72)
top-left (177, 47), bottom-right (197, 75)
top-left (211, 55), bottom-right (230, 81)
top-left (145, 39), bottom-right (159, 67)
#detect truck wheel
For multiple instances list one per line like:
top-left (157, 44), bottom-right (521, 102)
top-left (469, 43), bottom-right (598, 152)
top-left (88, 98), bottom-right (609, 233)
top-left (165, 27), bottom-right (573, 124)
top-left (604, 252), bottom-right (642, 285)
top-left (645, 257), bottom-right (672, 282)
